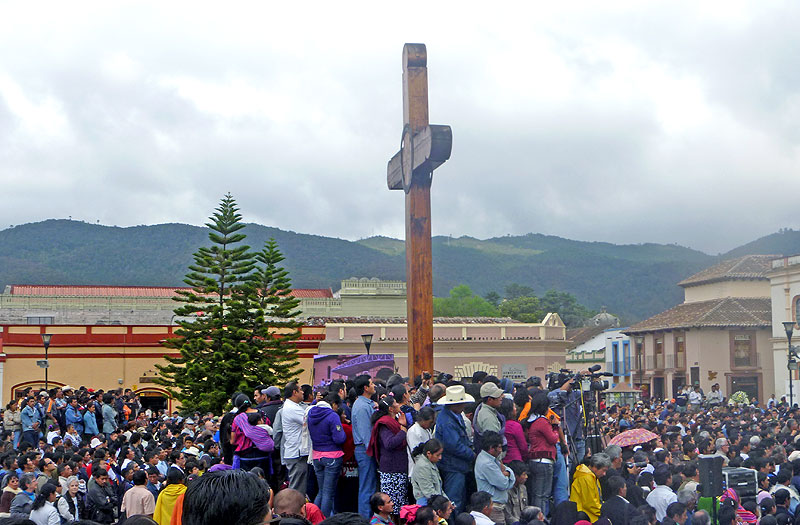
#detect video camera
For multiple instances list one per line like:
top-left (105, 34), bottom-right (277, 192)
top-left (546, 369), bottom-right (581, 392)
top-left (547, 365), bottom-right (612, 393)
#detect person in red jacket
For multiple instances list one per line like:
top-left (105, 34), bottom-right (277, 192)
top-left (526, 391), bottom-right (559, 514)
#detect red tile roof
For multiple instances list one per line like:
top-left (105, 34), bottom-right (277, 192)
top-left (288, 289), bottom-right (334, 298)
top-left (678, 255), bottom-right (778, 288)
top-left (306, 316), bottom-right (520, 326)
top-left (566, 326), bottom-right (606, 348)
top-left (8, 285), bottom-right (332, 299)
top-left (625, 297), bottom-right (771, 333)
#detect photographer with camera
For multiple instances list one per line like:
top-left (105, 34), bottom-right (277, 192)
top-left (546, 370), bottom-right (586, 463)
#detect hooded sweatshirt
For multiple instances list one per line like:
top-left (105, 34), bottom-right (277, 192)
top-left (307, 401), bottom-right (346, 456)
top-left (570, 464), bottom-right (602, 522)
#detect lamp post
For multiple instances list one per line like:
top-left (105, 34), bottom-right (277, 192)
top-left (635, 336), bottom-right (644, 392)
top-left (784, 321), bottom-right (798, 408)
top-left (41, 334), bottom-right (52, 391)
top-left (361, 334), bottom-right (373, 356)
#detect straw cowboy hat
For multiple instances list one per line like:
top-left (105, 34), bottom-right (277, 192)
top-left (438, 385), bottom-right (475, 405)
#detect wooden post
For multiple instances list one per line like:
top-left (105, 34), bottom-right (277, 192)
top-left (387, 44), bottom-right (452, 379)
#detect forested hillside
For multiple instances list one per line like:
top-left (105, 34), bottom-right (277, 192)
top-left (2, 220), bottom-right (795, 323)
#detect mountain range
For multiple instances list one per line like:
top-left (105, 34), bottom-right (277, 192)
top-left (3, 220), bottom-right (800, 323)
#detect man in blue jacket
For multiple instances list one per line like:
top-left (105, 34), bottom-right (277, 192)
top-left (20, 397), bottom-right (40, 446)
top-left (434, 385), bottom-right (476, 514)
top-left (351, 374), bottom-right (377, 518)
top-left (65, 397), bottom-right (84, 436)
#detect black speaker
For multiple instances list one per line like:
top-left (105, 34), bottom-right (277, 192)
top-left (698, 456), bottom-right (724, 497)
top-left (722, 467), bottom-right (758, 505)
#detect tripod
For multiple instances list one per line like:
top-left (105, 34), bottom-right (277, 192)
top-left (554, 390), bottom-right (583, 469)
top-left (580, 383), bottom-right (606, 456)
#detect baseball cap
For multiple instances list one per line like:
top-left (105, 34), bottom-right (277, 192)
top-left (264, 386), bottom-right (281, 398)
top-left (480, 382), bottom-right (505, 399)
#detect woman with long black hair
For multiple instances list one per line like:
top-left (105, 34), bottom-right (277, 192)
top-left (367, 396), bottom-right (409, 508)
top-left (28, 482), bottom-right (59, 525)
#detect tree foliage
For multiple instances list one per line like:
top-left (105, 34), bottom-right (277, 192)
top-left (484, 291), bottom-right (501, 307)
top-left (155, 194), bottom-right (302, 413)
top-left (499, 295), bottom-right (543, 323)
top-left (433, 285), bottom-right (500, 317)
top-left (538, 289), bottom-right (596, 328)
top-left (435, 282), bottom-right (595, 328)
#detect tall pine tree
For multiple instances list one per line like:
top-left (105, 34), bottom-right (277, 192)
top-left (236, 239), bottom-right (302, 385)
top-left (155, 194), bottom-right (302, 413)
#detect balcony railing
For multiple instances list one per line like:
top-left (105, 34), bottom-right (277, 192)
top-left (645, 354), bottom-right (664, 370)
top-left (665, 353), bottom-right (686, 370)
top-left (732, 352), bottom-right (761, 369)
top-left (609, 357), bottom-right (632, 376)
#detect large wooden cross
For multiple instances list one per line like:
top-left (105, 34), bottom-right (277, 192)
top-left (387, 43), bottom-right (452, 378)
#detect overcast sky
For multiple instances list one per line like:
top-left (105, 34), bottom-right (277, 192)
top-left (2, 2), bottom-right (799, 254)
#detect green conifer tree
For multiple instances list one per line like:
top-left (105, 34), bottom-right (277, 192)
top-left (155, 194), bottom-right (301, 413)
top-left (237, 238), bottom-right (302, 384)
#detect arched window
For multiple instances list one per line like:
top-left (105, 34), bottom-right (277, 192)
top-left (795, 296), bottom-right (800, 325)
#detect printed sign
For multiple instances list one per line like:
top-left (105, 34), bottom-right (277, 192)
top-left (502, 364), bottom-right (528, 381)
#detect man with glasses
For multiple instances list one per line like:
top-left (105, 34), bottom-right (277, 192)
top-left (36, 458), bottom-right (57, 494)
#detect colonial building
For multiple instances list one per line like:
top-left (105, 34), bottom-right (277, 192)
top-left (766, 255), bottom-right (800, 402)
top-left (0, 323), bottom-right (325, 409)
top-left (0, 278), bottom-right (406, 325)
top-left (625, 255), bottom-right (774, 401)
top-left (313, 313), bottom-right (568, 382)
top-left (566, 326), bottom-right (633, 389)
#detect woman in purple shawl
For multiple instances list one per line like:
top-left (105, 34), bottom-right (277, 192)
top-left (230, 395), bottom-right (275, 474)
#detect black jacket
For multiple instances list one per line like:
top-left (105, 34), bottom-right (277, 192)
top-left (600, 495), bottom-right (640, 525)
top-left (86, 480), bottom-right (118, 524)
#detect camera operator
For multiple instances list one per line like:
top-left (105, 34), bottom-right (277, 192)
top-left (547, 370), bottom-right (587, 462)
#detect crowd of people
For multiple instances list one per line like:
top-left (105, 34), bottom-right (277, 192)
top-left (0, 370), bottom-right (797, 525)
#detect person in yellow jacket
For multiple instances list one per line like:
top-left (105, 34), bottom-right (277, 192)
top-left (154, 469), bottom-right (187, 525)
top-left (569, 452), bottom-right (611, 522)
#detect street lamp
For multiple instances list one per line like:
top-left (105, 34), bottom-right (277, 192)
top-left (361, 334), bottom-right (373, 356)
top-left (41, 334), bottom-right (52, 391)
top-left (784, 321), bottom-right (799, 408)
top-left (635, 336), bottom-right (644, 392)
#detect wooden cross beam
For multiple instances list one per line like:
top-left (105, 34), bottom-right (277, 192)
top-left (386, 43), bottom-right (452, 378)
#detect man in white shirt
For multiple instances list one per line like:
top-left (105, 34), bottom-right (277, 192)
top-left (469, 491), bottom-right (496, 525)
top-left (280, 381), bottom-right (310, 493)
top-left (707, 383), bottom-right (724, 406)
top-left (646, 465), bottom-right (677, 522)
top-left (688, 386), bottom-right (703, 412)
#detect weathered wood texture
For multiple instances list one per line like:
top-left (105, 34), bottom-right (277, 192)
top-left (403, 44), bottom-right (433, 378)
top-left (385, 43), bottom-right (452, 378)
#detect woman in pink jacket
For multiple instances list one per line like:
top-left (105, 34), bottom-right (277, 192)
top-left (500, 399), bottom-right (528, 465)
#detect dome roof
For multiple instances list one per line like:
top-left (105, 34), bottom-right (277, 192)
top-left (590, 307), bottom-right (620, 328)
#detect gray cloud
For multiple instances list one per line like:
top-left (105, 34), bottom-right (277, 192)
top-left (1, 2), bottom-right (799, 254)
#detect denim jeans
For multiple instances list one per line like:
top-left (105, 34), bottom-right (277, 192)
top-left (313, 456), bottom-right (343, 518)
top-left (552, 447), bottom-right (569, 509)
top-left (441, 470), bottom-right (467, 514)
top-left (528, 460), bottom-right (554, 515)
top-left (354, 445), bottom-right (377, 519)
top-left (574, 438), bottom-right (586, 464)
top-left (21, 430), bottom-right (38, 447)
top-left (12, 430), bottom-right (21, 449)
